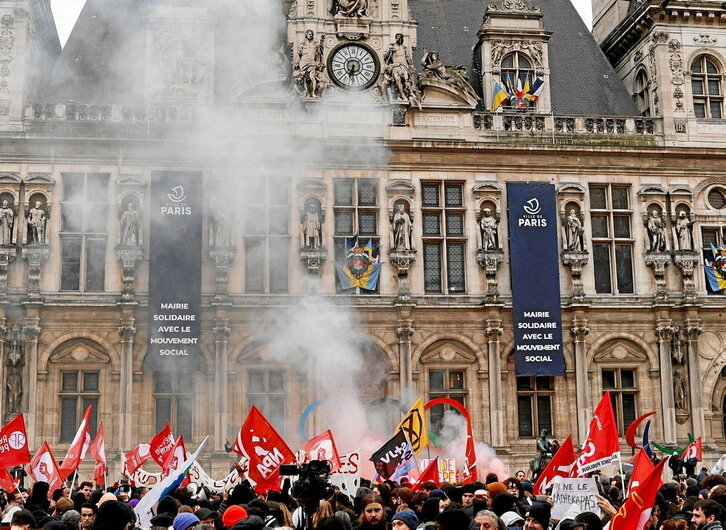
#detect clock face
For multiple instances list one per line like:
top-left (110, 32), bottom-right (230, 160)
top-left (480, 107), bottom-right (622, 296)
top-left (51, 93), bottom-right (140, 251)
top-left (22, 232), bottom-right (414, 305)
top-left (327, 44), bottom-right (380, 90)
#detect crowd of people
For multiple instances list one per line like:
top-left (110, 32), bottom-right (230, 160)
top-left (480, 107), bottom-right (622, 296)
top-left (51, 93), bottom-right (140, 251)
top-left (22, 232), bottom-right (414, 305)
top-left (1, 460), bottom-right (725, 530)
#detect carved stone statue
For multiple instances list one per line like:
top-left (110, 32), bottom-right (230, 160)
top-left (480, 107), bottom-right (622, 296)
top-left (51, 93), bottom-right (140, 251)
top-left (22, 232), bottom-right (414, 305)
top-left (119, 203), bottom-right (141, 247)
top-left (330, 0), bottom-right (368, 17)
top-left (6, 324), bottom-right (23, 416)
top-left (673, 371), bottom-right (688, 411)
top-left (531, 428), bottom-right (554, 480)
top-left (392, 203), bottom-right (413, 251)
top-left (6, 371), bottom-right (21, 415)
top-left (675, 211), bottom-right (693, 251)
top-left (646, 209), bottom-right (667, 252)
top-left (565, 209), bottom-right (584, 251)
top-left (27, 201), bottom-right (47, 245)
top-left (382, 34), bottom-right (421, 108)
top-left (301, 204), bottom-right (321, 249)
top-left (479, 208), bottom-right (499, 250)
top-left (0, 200), bottom-right (14, 246)
top-left (419, 50), bottom-right (479, 102)
top-left (671, 324), bottom-right (685, 364)
top-left (294, 30), bottom-right (326, 98)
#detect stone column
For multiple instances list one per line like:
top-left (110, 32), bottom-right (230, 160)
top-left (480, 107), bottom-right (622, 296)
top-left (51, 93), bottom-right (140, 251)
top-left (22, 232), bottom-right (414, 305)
top-left (486, 320), bottom-right (504, 447)
top-left (22, 319), bottom-right (40, 446)
top-left (656, 321), bottom-right (677, 444)
top-left (0, 318), bottom-right (7, 421)
top-left (118, 320), bottom-right (135, 449)
top-left (212, 320), bottom-right (230, 452)
top-left (396, 316), bottom-right (414, 394)
top-left (685, 320), bottom-right (704, 438)
top-left (571, 318), bottom-right (590, 441)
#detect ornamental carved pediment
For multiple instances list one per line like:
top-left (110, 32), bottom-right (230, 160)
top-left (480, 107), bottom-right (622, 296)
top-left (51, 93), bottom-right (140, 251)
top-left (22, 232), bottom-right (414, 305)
top-left (593, 340), bottom-right (647, 362)
top-left (51, 340), bottom-right (110, 364)
top-left (490, 40), bottom-right (544, 69)
top-left (421, 340), bottom-right (476, 364)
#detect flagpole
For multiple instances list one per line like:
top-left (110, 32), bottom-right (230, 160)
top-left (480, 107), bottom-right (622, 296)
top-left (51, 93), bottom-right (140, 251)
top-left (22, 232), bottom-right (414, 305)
top-left (71, 469), bottom-right (78, 490)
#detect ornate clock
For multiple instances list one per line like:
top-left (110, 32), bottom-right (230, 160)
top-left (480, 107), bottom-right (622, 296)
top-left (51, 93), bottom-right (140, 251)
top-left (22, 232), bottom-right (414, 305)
top-left (327, 43), bottom-right (380, 90)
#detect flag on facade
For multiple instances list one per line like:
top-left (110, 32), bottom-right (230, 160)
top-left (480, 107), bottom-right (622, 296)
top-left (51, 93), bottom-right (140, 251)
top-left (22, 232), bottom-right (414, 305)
top-left (150, 421), bottom-right (175, 467)
top-left (515, 76), bottom-right (524, 98)
top-left (58, 405), bottom-right (92, 479)
top-left (0, 414), bottom-right (31, 469)
top-left (0, 467), bottom-right (18, 493)
top-left (679, 437), bottom-right (703, 462)
top-left (301, 430), bottom-right (341, 472)
top-left (27, 441), bottom-right (63, 493)
top-left (334, 236), bottom-right (382, 291)
top-left (505, 72), bottom-right (515, 95)
top-left (90, 423), bottom-right (106, 486)
top-left (576, 391), bottom-right (620, 476)
top-left (705, 245), bottom-right (726, 291)
top-left (627, 448), bottom-right (654, 495)
top-left (370, 430), bottom-right (409, 480)
top-left (529, 78), bottom-right (545, 100)
top-left (413, 457), bottom-right (440, 490)
top-left (395, 397), bottom-right (428, 455)
top-left (390, 439), bottom-right (416, 482)
top-left (491, 81), bottom-right (510, 111)
top-left (533, 434), bottom-right (576, 495)
top-left (134, 437), bottom-right (208, 528)
top-left (124, 443), bottom-right (151, 475)
top-left (233, 406), bottom-right (295, 493)
top-left (607, 459), bottom-right (666, 530)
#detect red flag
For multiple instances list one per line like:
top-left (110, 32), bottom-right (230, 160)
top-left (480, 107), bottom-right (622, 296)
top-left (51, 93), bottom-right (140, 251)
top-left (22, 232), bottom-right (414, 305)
top-left (150, 422), bottom-right (175, 467)
top-left (0, 414), bottom-right (31, 468)
top-left (461, 422), bottom-right (478, 484)
top-left (608, 459), bottom-right (666, 530)
top-left (124, 443), bottom-right (151, 474)
top-left (533, 434), bottom-right (577, 495)
top-left (576, 392), bottom-right (620, 476)
top-left (59, 405), bottom-right (92, 479)
top-left (413, 457), bottom-right (440, 491)
top-left (90, 423), bottom-right (106, 486)
top-left (627, 449), bottom-right (654, 495)
top-left (0, 467), bottom-right (18, 493)
top-left (233, 406), bottom-right (295, 493)
top-left (162, 436), bottom-right (186, 475)
top-left (679, 437), bottom-right (703, 462)
top-left (301, 430), bottom-right (342, 472)
top-left (26, 442), bottom-right (63, 494)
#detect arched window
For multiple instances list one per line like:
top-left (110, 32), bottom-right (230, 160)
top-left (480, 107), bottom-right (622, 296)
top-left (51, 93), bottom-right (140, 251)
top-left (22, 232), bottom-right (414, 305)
top-left (501, 52), bottom-right (535, 109)
top-left (634, 69), bottom-right (650, 117)
top-left (691, 55), bottom-right (723, 118)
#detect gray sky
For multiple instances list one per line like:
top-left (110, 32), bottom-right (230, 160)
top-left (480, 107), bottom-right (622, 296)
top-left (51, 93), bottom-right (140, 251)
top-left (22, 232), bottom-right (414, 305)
top-left (51, 0), bottom-right (594, 48)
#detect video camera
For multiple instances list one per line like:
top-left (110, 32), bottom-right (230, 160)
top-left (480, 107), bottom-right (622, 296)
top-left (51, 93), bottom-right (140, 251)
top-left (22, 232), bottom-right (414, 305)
top-left (279, 460), bottom-right (334, 529)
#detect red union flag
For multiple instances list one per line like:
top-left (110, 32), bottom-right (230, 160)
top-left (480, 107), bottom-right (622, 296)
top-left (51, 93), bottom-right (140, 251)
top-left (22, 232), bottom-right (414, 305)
top-left (627, 449), bottom-right (654, 496)
top-left (91, 423), bottom-right (106, 486)
top-left (412, 457), bottom-right (440, 491)
top-left (533, 435), bottom-right (576, 495)
top-left (150, 422), bottom-right (175, 466)
top-left (59, 405), bottom-right (92, 479)
top-left (302, 430), bottom-right (341, 472)
top-left (0, 467), bottom-right (18, 493)
top-left (233, 406), bottom-right (295, 493)
top-left (607, 458), bottom-right (666, 530)
top-left (576, 392), bottom-right (620, 476)
top-left (27, 441), bottom-right (63, 494)
top-left (680, 437), bottom-right (702, 462)
top-left (162, 435), bottom-right (186, 475)
top-left (124, 443), bottom-right (151, 474)
top-left (0, 414), bottom-right (30, 468)
top-left (461, 425), bottom-right (478, 484)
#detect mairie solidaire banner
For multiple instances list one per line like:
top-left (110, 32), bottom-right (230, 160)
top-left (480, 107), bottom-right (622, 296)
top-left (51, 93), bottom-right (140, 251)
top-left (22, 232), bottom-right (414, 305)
top-left (147, 171), bottom-right (203, 371)
top-left (506, 182), bottom-right (565, 377)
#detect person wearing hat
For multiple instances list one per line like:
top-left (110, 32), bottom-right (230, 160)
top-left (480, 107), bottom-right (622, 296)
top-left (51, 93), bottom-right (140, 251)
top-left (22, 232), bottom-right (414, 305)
top-left (434, 508), bottom-right (472, 530)
top-left (173, 513), bottom-right (200, 530)
top-left (390, 509), bottom-right (417, 530)
top-left (222, 505), bottom-right (249, 528)
top-left (501, 511), bottom-right (524, 527)
top-left (524, 502), bottom-right (551, 530)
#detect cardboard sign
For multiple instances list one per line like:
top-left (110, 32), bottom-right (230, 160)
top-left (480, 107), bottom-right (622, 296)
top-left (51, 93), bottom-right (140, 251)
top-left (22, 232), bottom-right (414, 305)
top-left (419, 458), bottom-right (456, 484)
top-left (550, 476), bottom-right (601, 521)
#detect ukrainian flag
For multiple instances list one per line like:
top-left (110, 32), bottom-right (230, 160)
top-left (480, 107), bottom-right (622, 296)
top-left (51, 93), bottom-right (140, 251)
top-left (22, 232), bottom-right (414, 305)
top-left (705, 244), bottom-right (726, 291)
top-left (491, 81), bottom-right (509, 111)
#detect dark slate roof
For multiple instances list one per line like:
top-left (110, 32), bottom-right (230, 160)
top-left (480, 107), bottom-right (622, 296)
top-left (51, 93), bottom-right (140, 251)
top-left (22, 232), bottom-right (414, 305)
top-left (43, 0), bottom-right (146, 103)
top-left (410, 0), bottom-right (640, 116)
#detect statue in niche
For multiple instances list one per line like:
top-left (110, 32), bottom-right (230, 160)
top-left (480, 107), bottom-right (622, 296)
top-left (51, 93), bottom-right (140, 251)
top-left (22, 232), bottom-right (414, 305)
top-left (419, 50), bottom-right (480, 102)
top-left (294, 30), bottom-right (326, 99)
top-left (301, 203), bottom-right (321, 249)
top-left (671, 324), bottom-right (685, 364)
top-left (565, 209), bottom-right (584, 251)
top-left (5, 324), bottom-right (23, 415)
top-left (675, 211), bottom-right (694, 251)
top-left (119, 202), bottom-right (141, 247)
top-left (392, 203), bottom-right (413, 251)
top-left (673, 371), bottom-right (688, 412)
top-left (382, 34), bottom-right (421, 109)
top-left (0, 200), bottom-right (14, 246)
top-left (479, 208), bottom-right (499, 251)
top-left (211, 205), bottom-right (232, 247)
top-left (646, 209), bottom-right (667, 252)
top-left (26, 201), bottom-right (47, 245)
top-left (330, 0), bottom-right (368, 17)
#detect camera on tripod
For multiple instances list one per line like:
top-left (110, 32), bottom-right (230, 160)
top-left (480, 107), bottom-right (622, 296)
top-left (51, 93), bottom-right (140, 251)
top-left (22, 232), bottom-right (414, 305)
top-left (280, 460), bottom-right (335, 528)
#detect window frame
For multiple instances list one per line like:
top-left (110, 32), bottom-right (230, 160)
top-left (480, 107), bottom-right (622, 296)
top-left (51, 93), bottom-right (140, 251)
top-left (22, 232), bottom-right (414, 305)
top-left (153, 372), bottom-right (195, 441)
top-left (600, 367), bottom-right (638, 435)
top-left (59, 370), bottom-right (100, 443)
top-left (691, 54), bottom-right (723, 119)
top-left (634, 68), bottom-right (650, 117)
top-left (427, 367), bottom-right (468, 436)
top-left (515, 376), bottom-right (555, 439)
top-left (500, 51), bottom-right (536, 111)
top-left (244, 367), bottom-right (288, 437)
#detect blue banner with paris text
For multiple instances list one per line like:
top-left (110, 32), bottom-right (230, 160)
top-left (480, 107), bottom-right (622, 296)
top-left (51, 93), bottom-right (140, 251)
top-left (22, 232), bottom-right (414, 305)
top-left (506, 182), bottom-right (565, 377)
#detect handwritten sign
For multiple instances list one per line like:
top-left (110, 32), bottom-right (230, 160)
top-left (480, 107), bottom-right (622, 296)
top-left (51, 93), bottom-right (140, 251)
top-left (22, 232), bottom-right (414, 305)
top-left (550, 477), bottom-right (601, 521)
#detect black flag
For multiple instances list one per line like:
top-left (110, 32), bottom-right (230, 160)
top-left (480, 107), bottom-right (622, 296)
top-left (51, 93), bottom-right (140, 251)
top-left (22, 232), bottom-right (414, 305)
top-left (370, 430), bottom-right (408, 479)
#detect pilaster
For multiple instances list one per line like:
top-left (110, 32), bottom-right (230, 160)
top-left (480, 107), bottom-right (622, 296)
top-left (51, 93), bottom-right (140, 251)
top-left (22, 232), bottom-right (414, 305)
top-left (570, 316), bottom-right (590, 442)
top-left (21, 317), bottom-right (40, 446)
top-left (486, 319), bottom-right (504, 447)
top-left (212, 319), bottom-right (230, 452)
top-left (118, 319), bottom-right (136, 449)
top-left (655, 318), bottom-right (677, 443)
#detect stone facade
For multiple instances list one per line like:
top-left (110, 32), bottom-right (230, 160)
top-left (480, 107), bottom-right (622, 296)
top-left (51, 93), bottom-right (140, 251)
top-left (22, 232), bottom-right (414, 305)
top-left (0, 0), bottom-right (723, 481)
